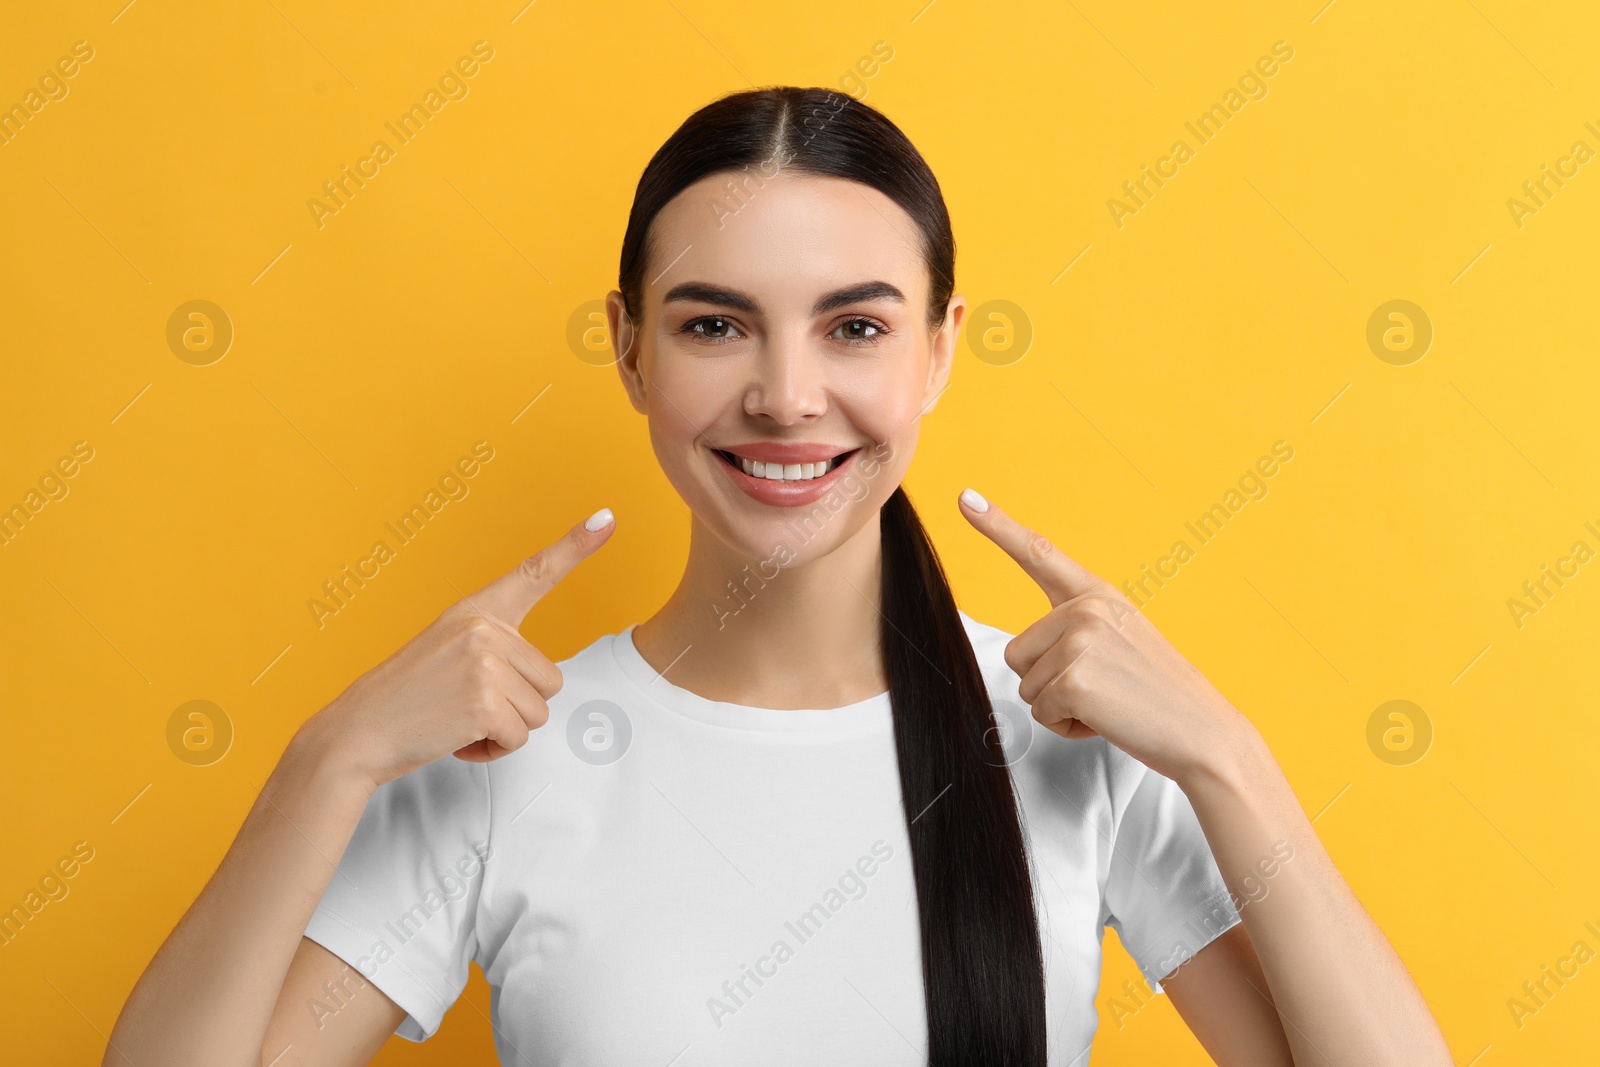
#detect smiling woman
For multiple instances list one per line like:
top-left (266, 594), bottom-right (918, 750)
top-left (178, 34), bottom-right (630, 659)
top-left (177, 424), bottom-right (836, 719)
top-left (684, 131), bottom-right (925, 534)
top-left (105, 86), bottom-right (1454, 1067)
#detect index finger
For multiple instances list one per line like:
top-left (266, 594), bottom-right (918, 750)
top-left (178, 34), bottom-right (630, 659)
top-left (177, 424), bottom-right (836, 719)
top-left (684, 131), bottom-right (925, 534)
top-left (467, 507), bottom-right (616, 626)
top-left (957, 489), bottom-right (1104, 607)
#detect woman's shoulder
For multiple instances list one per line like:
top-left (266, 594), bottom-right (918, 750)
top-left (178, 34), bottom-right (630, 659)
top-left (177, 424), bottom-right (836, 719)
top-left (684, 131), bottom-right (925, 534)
top-left (532, 625), bottom-right (637, 711)
top-left (512, 625), bottom-right (634, 753)
top-left (549, 626), bottom-right (627, 671)
top-left (955, 606), bottom-right (1012, 655)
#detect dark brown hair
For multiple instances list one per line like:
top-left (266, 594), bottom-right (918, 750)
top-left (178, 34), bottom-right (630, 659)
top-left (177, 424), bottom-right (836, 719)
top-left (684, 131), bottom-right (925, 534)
top-left (617, 86), bottom-right (1046, 1065)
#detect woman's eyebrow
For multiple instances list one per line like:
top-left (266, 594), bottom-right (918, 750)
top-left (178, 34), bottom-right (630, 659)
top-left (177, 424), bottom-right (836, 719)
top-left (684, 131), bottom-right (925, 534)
top-left (814, 281), bottom-right (905, 314)
top-left (661, 280), bottom-right (907, 316)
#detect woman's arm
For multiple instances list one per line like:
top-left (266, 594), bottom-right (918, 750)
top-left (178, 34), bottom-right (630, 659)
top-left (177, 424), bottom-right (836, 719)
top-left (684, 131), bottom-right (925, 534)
top-left (266, 936), bottom-right (410, 1064)
top-left (1162, 923), bottom-right (1296, 1065)
top-left (102, 726), bottom-right (402, 1066)
top-left (1162, 724), bottom-right (1453, 1065)
top-left (102, 515), bottom-right (614, 1066)
top-left (956, 491), bottom-right (1452, 1066)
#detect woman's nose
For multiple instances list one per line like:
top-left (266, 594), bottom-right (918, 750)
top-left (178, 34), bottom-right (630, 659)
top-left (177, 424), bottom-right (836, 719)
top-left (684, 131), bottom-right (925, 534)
top-left (743, 334), bottom-right (826, 424)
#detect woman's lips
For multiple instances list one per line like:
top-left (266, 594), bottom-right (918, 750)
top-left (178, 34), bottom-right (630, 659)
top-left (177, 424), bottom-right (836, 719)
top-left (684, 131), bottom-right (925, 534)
top-left (713, 446), bottom-right (860, 507)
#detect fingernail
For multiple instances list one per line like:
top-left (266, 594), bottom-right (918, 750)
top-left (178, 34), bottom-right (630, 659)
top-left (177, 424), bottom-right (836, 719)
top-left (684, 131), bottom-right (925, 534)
top-left (584, 507), bottom-right (614, 531)
top-left (960, 488), bottom-right (988, 513)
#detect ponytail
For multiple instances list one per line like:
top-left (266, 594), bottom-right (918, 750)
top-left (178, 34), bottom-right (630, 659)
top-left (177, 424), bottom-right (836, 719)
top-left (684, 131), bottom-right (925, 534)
top-left (881, 486), bottom-right (1047, 1065)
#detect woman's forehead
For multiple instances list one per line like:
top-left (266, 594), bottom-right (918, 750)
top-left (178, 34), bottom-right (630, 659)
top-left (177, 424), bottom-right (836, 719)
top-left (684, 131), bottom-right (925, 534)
top-left (643, 172), bottom-right (928, 310)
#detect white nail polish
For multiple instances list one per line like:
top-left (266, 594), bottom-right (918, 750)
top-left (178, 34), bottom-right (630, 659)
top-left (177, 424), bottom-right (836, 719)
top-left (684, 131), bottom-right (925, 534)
top-left (584, 507), bottom-right (614, 531)
top-left (960, 488), bottom-right (988, 513)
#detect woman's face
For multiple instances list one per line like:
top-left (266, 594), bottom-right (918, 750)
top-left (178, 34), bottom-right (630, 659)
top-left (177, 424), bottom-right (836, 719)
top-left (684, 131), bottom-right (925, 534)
top-left (607, 170), bottom-right (965, 566)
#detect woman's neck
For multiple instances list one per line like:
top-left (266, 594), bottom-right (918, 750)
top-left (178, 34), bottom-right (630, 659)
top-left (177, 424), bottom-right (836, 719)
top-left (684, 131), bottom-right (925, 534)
top-left (630, 511), bottom-right (889, 710)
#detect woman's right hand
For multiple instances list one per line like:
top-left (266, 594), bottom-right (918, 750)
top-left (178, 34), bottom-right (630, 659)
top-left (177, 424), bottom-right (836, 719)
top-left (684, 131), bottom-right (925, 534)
top-left (303, 508), bottom-right (617, 791)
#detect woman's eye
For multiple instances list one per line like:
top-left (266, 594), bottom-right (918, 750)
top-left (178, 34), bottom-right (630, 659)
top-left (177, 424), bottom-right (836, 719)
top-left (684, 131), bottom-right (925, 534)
top-left (680, 316), bottom-right (742, 343)
top-left (678, 315), bottom-right (888, 346)
top-left (832, 317), bottom-right (889, 345)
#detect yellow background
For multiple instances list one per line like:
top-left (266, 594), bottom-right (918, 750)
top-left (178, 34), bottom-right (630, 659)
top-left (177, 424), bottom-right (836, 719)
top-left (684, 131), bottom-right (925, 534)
top-left (3, 0), bottom-right (1597, 1062)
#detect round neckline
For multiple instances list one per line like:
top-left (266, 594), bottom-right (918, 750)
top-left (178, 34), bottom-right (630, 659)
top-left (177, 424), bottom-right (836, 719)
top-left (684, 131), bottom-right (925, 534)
top-left (609, 624), bottom-right (894, 735)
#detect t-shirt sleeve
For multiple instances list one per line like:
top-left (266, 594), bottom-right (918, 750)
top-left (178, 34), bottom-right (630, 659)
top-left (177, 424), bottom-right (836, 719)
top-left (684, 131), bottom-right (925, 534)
top-left (302, 754), bottom-right (492, 1041)
top-left (1102, 760), bottom-right (1240, 994)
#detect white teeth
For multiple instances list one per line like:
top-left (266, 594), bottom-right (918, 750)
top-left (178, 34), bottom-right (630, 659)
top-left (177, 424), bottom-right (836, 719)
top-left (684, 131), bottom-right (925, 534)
top-left (736, 454), bottom-right (836, 481)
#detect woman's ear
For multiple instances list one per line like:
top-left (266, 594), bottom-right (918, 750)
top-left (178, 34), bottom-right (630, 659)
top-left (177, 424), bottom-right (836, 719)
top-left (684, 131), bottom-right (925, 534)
top-left (922, 295), bottom-right (966, 416)
top-left (607, 291), bottom-right (648, 414)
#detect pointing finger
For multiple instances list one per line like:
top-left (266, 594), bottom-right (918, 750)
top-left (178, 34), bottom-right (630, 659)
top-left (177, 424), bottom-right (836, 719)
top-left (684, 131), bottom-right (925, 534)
top-left (957, 488), bottom-right (1104, 608)
top-left (468, 507), bottom-right (616, 627)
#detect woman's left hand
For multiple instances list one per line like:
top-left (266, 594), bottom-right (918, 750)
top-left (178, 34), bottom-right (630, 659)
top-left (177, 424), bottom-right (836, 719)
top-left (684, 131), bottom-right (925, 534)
top-left (958, 488), bottom-right (1256, 786)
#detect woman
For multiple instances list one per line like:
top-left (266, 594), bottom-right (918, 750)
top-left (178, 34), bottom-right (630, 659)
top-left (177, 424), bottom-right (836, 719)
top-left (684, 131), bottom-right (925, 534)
top-left (106, 87), bottom-right (1453, 1066)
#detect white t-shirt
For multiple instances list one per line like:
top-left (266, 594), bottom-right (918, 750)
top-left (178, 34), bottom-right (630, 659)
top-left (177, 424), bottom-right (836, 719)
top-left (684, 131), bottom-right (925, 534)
top-left (303, 610), bottom-right (1241, 1065)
